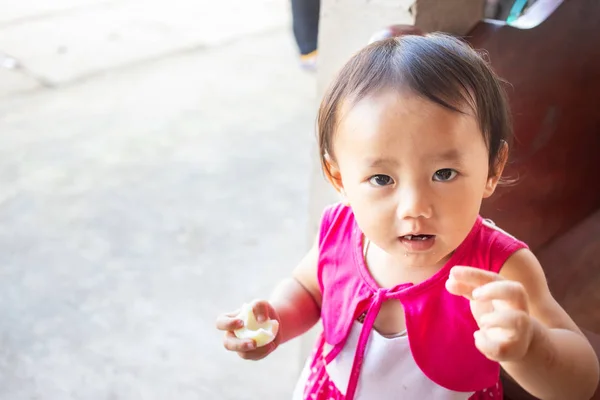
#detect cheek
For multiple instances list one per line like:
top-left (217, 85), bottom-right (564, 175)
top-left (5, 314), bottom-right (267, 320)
top-left (349, 194), bottom-right (396, 234)
top-left (436, 179), bottom-right (484, 213)
top-left (349, 185), bottom-right (394, 214)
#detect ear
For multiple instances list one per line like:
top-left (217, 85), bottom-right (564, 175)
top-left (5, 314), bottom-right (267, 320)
top-left (324, 154), bottom-right (350, 205)
top-left (483, 140), bottom-right (509, 198)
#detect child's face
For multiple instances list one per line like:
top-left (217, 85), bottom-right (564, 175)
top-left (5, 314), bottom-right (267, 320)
top-left (327, 90), bottom-right (503, 267)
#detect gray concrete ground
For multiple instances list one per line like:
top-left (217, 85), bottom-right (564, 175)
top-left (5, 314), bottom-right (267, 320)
top-left (0, 1), bottom-right (317, 399)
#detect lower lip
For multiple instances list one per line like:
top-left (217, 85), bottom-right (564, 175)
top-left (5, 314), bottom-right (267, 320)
top-left (399, 236), bottom-right (436, 252)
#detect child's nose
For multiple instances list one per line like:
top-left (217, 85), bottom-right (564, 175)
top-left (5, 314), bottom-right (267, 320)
top-left (396, 185), bottom-right (433, 220)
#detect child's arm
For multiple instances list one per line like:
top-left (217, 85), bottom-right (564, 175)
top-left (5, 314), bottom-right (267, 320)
top-left (216, 236), bottom-right (321, 360)
top-left (497, 249), bottom-right (599, 399)
top-left (447, 250), bottom-right (599, 400)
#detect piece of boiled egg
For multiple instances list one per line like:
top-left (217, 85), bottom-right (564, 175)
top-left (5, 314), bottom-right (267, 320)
top-left (233, 303), bottom-right (280, 347)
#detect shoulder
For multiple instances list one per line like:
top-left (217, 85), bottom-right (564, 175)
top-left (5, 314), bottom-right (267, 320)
top-left (471, 218), bottom-right (544, 299)
top-left (479, 218), bottom-right (528, 252)
top-left (320, 202), bottom-right (353, 228)
top-left (498, 248), bottom-right (545, 290)
top-left (470, 217), bottom-right (529, 273)
top-left (318, 202), bottom-right (355, 246)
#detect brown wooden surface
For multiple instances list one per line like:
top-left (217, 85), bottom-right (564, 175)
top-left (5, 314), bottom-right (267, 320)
top-left (463, 0), bottom-right (600, 399)
top-left (538, 209), bottom-right (600, 333)
top-left (467, 0), bottom-right (600, 254)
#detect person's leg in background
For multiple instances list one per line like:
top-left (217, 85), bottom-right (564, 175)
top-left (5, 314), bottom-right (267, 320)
top-left (290, 0), bottom-right (320, 71)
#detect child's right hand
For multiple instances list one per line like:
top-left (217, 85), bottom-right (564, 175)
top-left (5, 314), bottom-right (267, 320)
top-left (216, 300), bottom-right (281, 361)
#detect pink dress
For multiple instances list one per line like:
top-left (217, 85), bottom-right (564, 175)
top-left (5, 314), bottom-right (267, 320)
top-left (293, 203), bottom-right (528, 400)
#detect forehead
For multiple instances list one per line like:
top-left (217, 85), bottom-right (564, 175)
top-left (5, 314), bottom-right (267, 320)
top-left (334, 90), bottom-right (486, 161)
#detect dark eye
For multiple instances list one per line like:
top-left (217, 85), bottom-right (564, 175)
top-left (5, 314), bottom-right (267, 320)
top-left (433, 169), bottom-right (458, 182)
top-left (369, 174), bottom-right (394, 186)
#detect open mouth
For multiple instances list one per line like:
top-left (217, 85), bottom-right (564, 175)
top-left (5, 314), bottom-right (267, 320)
top-left (401, 234), bottom-right (434, 241)
top-left (399, 234), bottom-right (436, 251)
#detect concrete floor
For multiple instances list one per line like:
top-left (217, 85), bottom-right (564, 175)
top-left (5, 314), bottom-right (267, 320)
top-left (0, 1), bottom-right (317, 398)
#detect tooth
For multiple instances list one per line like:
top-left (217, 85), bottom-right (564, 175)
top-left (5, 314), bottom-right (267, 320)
top-left (406, 235), bottom-right (412, 240)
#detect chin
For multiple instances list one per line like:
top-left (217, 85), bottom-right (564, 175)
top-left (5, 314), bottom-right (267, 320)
top-left (393, 244), bottom-right (453, 268)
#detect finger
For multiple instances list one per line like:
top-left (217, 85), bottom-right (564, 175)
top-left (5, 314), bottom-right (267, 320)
top-left (474, 329), bottom-right (516, 361)
top-left (251, 300), bottom-right (270, 323)
top-left (478, 309), bottom-right (527, 333)
top-left (216, 314), bottom-right (244, 331)
top-left (237, 339), bottom-right (277, 361)
top-left (449, 266), bottom-right (503, 289)
top-left (474, 329), bottom-right (502, 361)
top-left (474, 327), bottom-right (527, 362)
top-left (223, 331), bottom-right (256, 352)
top-left (445, 276), bottom-right (477, 300)
top-left (225, 309), bottom-right (241, 317)
top-left (473, 281), bottom-right (528, 311)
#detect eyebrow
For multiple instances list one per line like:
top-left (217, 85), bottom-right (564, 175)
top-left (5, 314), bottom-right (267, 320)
top-left (365, 158), bottom-right (399, 168)
top-left (433, 149), bottom-right (463, 162)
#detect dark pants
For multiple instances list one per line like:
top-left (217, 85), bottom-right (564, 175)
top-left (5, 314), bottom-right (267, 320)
top-left (291, 0), bottom-right (320, 55)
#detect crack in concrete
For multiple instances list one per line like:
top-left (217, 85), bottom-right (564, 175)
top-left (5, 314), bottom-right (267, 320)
top-left (1, 24), bottom-right (287, 100)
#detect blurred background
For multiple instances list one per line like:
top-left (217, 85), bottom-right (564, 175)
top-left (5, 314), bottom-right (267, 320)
top-left (0, 0), bottom-right (316, 398)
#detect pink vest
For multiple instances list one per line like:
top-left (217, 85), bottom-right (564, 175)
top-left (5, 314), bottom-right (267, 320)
top-left (314, 203), bottom-right (528, 399)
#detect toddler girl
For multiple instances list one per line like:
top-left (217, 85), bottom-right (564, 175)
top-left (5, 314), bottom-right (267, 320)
top-left (216, 33), bottom-right (599, 400)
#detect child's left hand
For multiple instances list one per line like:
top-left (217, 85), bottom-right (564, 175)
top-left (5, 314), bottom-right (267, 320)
top-left (446, 266), bottom-right (535, 362)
